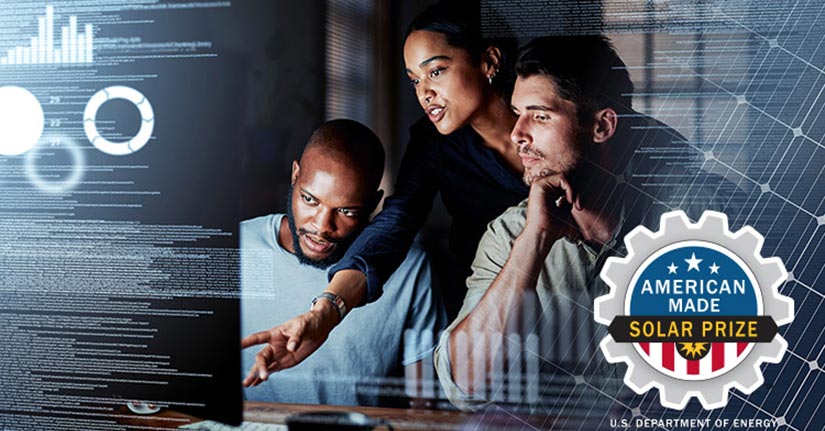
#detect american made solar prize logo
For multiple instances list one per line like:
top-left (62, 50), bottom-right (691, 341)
top-left (594, 211), bottom-right (794, 409)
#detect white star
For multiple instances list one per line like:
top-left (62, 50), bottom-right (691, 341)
top-left (685, 253), bottom-right (702, 272)
top-left (667, 263), bottom-right (678, 274)
top-left (709, 263), bottom-right (720, 274)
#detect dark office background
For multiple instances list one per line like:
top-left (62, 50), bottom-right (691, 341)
top-left (233, 4), bottom-right (825, 426)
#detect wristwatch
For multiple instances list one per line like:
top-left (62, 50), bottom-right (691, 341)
top-left (311, 292), bottom-right (348, 321)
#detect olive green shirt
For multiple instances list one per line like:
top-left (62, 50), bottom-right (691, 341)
top-left (434, 170), bottom-right (738, 412)
top-left (433, 200), bottom-right (619, 412)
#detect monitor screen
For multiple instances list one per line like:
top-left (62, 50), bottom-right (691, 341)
top-left (0, 2), bottom-right (243, 427)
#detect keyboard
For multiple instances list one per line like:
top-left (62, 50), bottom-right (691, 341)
top-left (179, 420), bottom-right (287, 431)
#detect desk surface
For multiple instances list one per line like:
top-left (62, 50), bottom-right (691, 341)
top-left (119, 401), bottom-right (552, 431)
top-left (244, 401), bottom-right (468, 430)
top-left (121, 401), bottom-right (470, 431)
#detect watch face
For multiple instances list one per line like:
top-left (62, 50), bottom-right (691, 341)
top-left (312, 293), bottom-right (346, 320)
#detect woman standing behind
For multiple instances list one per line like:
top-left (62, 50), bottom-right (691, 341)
top-left (243, 0), bottom-right (528, 382)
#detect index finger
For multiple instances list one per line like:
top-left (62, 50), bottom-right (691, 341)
top-left (557, 175), bottom-right (575, 206)
top-left (243, 364), bottom-right (261, 387)
top-left (532, 175), bottom-right (568, 200)
top-left (241, 330), bottom-right (272, 349)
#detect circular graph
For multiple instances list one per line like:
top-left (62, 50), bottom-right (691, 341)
top-left (0, 86), bottom-right (45, 156)
top-left (83, 86), bottom-right (154, 156)
top-left (24, 136), bottom-right (85, 193)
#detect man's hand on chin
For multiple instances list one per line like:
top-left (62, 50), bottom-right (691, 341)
top-left (523, 173), bottom-right (578, 240)
top-left (241, 300), bottom-right (339, 387)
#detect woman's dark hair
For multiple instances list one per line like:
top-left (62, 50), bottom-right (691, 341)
top-left (405, 0), bottom-right (517, 98)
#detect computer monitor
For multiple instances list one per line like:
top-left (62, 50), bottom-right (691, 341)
top-left (0, 2), bottom-right (244, 427)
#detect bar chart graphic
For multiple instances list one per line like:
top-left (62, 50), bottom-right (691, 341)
top-left (0, 5), bottom-right (93, 66)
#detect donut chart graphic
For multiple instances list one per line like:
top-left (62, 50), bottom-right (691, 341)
top-left (24, 136), bottom-right (85, 193)
top-left (83, 86), bottom-right (154, 155)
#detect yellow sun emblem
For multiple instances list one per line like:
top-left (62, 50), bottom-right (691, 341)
top-left (678, 342), bottom-right (709, 359)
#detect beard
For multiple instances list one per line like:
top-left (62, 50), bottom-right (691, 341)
top-left (521, 131), bottom-right (589, 187)
top-left (285, 188), bottom-right (363, 269)
top-left (521, 150), bottom-right (584, 187)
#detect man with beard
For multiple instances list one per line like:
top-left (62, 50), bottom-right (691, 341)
top-left (434, 36), bottom-right (739, 413)
top-left (240, 119), bottom-right (445, 406)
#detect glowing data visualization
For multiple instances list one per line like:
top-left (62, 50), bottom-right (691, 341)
top-left (0, 5), bottom-right (93, 66)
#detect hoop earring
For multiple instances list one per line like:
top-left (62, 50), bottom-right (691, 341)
top-left (488, 68), bottom-right (499, 85)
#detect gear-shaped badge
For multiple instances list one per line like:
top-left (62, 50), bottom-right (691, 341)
top-left (594, 211), bottom-right (794, 409)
